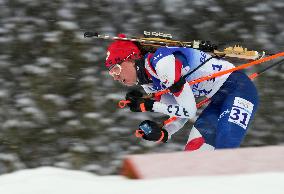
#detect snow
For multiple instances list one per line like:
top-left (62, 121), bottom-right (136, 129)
top-left (43, 31), bottom-right (61, 43)
top-left (42, 94), bottom-right (67, 106)
top-left (0, 89), bottom-right (9, 98)
top-left (36, 57), bottom-right (54, 66)
top-left (23, 65), bottom-right (49, 75)
top-left (58, 110), bottom-right (76, 118)
top-left (57, 21), bottom-right (79, 30)
top-left (0, 167), bottom-right (283, 194)
top-left (84, 112), bottom-right (101, 119)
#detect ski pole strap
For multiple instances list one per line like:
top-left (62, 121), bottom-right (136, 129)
top-left (135, 129), bottom-right (144, 138)
top-left (134, 129), bottom-right (165, 143)
top-left (118, 100), bottom-right (131, 108)
top-left (157, 131), bottom-right (165, 143)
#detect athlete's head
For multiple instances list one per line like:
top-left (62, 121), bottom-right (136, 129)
top-left (105, 34), bottom-right (141, 86)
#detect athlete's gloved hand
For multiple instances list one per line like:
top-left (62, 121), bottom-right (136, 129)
top-left (126, 97), bottom-right (155, 112)
top-left (136, 120), bottom-right (168, 143)
top-left (125, 89), bottom-right (154, 112)
top-left (168, 76), bottom-right (186, 94)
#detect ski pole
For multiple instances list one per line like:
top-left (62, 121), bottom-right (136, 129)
top-left (118, 93), bottom-right (154, 108)
top-left (154, 51), bottom-right (284, 98)
top-left (248, 58), bottom-right (284, 80)
top-left (195, 58), bottom-right (284, 108)
top-left (163, 58), bottom-right (284, 125)
top-left (133, 55), bottom-right (284, 139)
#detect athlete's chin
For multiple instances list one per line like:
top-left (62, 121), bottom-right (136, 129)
top-left (124, 82), bottom-right (135, 86)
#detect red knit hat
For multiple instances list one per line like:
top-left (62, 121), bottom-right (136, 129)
top-left (105, 34), bottom-right (142, 69)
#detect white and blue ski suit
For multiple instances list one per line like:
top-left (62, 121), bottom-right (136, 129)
top-left (141, 47), bottom-right (258, 151)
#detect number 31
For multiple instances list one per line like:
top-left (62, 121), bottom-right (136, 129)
top-left (229, 107), bottom-right (249, 126)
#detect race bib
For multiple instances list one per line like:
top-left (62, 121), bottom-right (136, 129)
top-left (228, 97), bottom-right (254, 129)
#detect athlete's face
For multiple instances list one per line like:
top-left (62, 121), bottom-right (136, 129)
top-left (109, 60), bottom-right (137, 86)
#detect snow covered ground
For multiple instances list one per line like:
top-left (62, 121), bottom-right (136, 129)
top-left (0, 167), bottom-right (283, 194)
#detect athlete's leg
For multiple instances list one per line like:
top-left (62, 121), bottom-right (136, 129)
top-left (185, 126), bottom-right (215, 151)
top-left (215, 75), bottom-right (258, 148)
top-left (184, 97), bottom-right (223, 151)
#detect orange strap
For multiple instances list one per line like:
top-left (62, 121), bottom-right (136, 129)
top-left (140, 103), bottom-right (146, 112)
top-left (157, 131), bottom-right (165, 143)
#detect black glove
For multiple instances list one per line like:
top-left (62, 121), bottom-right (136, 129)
top-left (125, 89), bottom-right (143, 100)
top-left (168, 76), bottom-right (186, 94)
top-left (137, 120), bottom-right (168, 143)
top-left (125, 90), bottom-right (154, 112)
top-left (126, 98), bottom-right (155, 112)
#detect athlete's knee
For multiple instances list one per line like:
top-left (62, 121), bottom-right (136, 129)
top-left (215, 127), bottom-right (246, 149)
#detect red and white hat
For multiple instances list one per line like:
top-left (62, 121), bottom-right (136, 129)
top-left (105, 34), bottom-right (142, 69)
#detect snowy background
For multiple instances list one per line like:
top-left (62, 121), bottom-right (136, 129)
top-left (0, 167), bottom-right (284, 194)
top-left (0, 0), bottom-right (283, 175)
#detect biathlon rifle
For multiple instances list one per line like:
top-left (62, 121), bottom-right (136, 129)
top-left (84, 31), bottom-right (265, 60)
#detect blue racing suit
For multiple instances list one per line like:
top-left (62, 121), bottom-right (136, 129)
top-left (141, 47), bottom-right (258, 150)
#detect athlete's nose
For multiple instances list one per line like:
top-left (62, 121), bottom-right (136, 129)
top-left (113, 74), bottom-right (121, 81)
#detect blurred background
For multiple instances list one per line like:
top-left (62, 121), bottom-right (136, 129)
top-left (0, 0), bottom-right (283, 175)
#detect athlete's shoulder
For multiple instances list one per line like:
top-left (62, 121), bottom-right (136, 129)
top-left (155, 47), bottom-right (204, 59)
top-left (151, 47), bottom-right (172, 62)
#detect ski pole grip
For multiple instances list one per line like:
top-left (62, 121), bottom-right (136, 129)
top-left (118, 100), bottom-right (131, 108)
top-left (135, 129), bottom-right (144, 138)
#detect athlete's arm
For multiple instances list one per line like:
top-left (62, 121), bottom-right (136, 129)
top-left (152, 54), bottom-right (197, 119)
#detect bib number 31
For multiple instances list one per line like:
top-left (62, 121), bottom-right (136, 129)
top-left (228, 97), bottom-right (254, 130)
